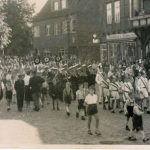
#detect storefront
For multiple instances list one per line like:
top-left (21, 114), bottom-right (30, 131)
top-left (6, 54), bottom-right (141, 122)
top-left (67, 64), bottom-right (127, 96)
top-left (100, 32), bottom-right (139, 64)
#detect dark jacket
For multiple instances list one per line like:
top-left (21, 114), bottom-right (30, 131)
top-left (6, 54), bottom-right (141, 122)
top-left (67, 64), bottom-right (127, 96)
top-left (29, 75), bottom-right (44, 94)
top-left (14, 79), bottom-right (25, 94)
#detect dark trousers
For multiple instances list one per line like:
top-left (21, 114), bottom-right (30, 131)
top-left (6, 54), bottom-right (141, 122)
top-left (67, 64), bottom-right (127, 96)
top-left (16, 93), bottom-right (24, 111)
top-left (32, 92), bottom-right (40, 110)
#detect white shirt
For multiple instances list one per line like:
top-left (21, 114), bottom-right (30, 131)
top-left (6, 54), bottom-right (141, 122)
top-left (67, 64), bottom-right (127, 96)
top-left (85, 94), bottom-right (97, 105)
top-left (24, 75), bottom-right (30, 86)
top-left (76, 90), bottom-right (84, 100)
top-left (137, 76), bottom-right (148, 92)
top-left (95, 72), bottom-right (103, 85)
top-left (148, 80), bottom-right (150, 93)
top-left (123, 82), bottom-right (133, 92)
top-left (6, 74), bottom-right (12, 81)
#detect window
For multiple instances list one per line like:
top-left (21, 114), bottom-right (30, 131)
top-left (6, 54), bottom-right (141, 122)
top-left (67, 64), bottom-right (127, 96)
top-left (54, 1), bottom-right (59, 11)
top-left (62, 20), bottom-right (68, 34)
top-left (114, 1), bottom-right (120, 23)
top-left (54, 23), bottom-right (58, 35)
top-left (33, 26), bottom-right (40, 37)
top-left (46, 25), bottom-right (51, 36)
top-left (58, 49), bottom-right (65, 57)
top-left (106, 3), bottom-right (112, 24)
top-left (70, 19), bottom-right (76, 33)
top-left (61, 0), bottom-right (67, 9)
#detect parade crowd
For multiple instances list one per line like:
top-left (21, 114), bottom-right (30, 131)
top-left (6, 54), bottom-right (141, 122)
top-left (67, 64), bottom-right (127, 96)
top-left (0, 56), bottom-right (150, 142)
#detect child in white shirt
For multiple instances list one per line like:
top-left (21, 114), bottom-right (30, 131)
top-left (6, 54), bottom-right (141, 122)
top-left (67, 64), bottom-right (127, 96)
top-left (84, 86), bottom-right (101, 136)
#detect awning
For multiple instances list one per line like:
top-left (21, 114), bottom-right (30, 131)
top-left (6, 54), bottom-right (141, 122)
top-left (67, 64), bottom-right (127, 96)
top-left (106, 32), bottom-right (137, 42)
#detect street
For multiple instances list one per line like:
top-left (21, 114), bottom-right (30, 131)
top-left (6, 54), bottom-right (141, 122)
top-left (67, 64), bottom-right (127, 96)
top-left (0, 99), bottom-right (150, 146)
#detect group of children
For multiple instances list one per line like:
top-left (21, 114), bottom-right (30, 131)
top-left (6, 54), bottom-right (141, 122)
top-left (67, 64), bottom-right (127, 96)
top-left (95, 62), bottom-right (150, 142)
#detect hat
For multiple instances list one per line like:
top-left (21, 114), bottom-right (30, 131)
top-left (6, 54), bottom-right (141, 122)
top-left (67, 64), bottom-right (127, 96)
top-left (88, 65), bottom-right (92, 68)
top-left (98, 63), bottom-right (102, 68)
top-left (69, 66), bottom-right (73, 70)
top-left (82, 64), bottom-right (86, 67)
top-left (74, 64), bottom-right (79, 68)
top-left (51, 67), bottom-right (58, 70)
top-left (77, 67), bottom-right (81, 71)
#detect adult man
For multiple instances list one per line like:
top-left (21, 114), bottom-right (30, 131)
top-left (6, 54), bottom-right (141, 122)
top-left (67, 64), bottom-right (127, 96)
top-left (14, 74), bottom-right (25, 112)
top-left (95, 65), bottom-right (103, 105)
top-left (24, 71), bottom-right (32, 110)
top-left (29, 70), bottom-right (44, 111)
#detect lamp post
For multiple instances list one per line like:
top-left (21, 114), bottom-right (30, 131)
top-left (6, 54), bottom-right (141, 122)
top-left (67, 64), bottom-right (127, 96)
top-left (92, 34), bottom-right (100, 44)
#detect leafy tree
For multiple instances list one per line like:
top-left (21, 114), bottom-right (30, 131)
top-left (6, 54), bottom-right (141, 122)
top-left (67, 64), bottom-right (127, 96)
top-left (1, 0), bottom-right (34, 56)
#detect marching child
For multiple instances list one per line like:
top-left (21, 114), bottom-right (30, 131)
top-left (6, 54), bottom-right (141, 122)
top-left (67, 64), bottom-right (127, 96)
top-left (109, 76), bottom-right (120, 113)
top-left (84, 86), bottom-right (101, 135)
top-left (123, 75), bottom-right (134, 131)
top-left (128, 97), bottom-right (149, 142)
top-left (63, 81), bottom-right (74, 116)
top-left (5, 80), bottom-right (13, 111)
top-left (83, 82), bottom-right (89, 116)
top-left (76, 84), bottom-right (86, 120)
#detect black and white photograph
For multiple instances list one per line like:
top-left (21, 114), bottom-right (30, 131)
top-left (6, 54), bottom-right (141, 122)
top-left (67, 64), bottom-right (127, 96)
top-left (0, 0), bottom-right (150, 148)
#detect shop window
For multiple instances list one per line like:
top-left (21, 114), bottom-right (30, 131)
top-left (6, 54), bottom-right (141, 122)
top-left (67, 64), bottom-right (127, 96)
top-left (54, 23), bottom-right (58, 35)
top-left (62, 20), bottom-right (68, 34)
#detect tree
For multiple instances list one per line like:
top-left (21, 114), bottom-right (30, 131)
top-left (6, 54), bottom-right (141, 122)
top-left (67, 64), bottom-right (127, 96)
top-left (0, 13), bottom-right (11, 55)
top-left (1, 0), bottom-right (34, 56)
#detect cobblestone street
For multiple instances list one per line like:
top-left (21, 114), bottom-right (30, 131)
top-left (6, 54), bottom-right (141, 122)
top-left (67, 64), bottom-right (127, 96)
top-left (0, 99), bottom-right (150, 147)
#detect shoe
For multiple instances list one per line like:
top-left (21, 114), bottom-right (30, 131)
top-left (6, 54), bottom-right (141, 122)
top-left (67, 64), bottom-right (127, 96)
top-left (81, 116), bottom-right (86, 120)
top-left (7, 108), bottom-right (10, 112)
top-left (147, 111), bottom-right (150, 114)
top-left (76, 112), bottom-right (79, 118)
top-left (128, 136), bottom-right (137, 141)
top-left (119, 110), bottom-right (123, 113)
top-left (33, 108), bottom-right (40, 111)
top-left (108, 107), bottom-right (112, 110)
top-left (67, 112), bottom-right (70, 116)
top-left (143, 138), bottom-right (149, 142)
top-left (57, 107), bottom-right (60, 111)
top-left (126, 125), bottom-right (130, 131)
top-left (53, 107), bottom-right (55, 110)
top-left (111, 110), bottom-right (115, 113)
top-left (99, 102), bottom-right (102, 105)
top-left (88, 130), bottom-right (93, 135)
top-left (95, 130), bottom-right (101, 136)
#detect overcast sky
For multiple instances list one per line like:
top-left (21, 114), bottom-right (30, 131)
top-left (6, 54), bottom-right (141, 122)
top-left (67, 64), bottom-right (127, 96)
top-left (28, 0), bottom-right (47, 14)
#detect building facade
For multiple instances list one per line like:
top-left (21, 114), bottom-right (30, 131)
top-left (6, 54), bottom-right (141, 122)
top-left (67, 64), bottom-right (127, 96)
top-left (33, 0), bottom-right (101, 61)
top-left (99, 0), bottom-right (150, 63)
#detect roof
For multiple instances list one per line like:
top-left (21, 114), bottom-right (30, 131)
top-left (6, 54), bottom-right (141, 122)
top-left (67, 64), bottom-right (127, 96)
top-left (33, 0), bottom-right (100, 22)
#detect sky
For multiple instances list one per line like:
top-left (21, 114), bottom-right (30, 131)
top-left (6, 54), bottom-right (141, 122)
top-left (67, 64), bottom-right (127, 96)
top-left (28, 0), bottom-right (48, 14)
